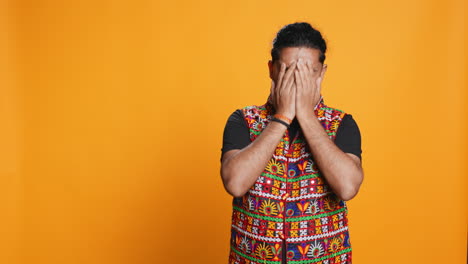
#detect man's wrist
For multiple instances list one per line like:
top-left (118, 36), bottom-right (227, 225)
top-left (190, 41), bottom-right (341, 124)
top-left (271, 117), bottom-right (290, 129)
top-left (273, 114), bottom-right (292, 124)
top-left (296, 110), bottom-right (316, 121)
top-left (274, 111), bottom-right (294, 121)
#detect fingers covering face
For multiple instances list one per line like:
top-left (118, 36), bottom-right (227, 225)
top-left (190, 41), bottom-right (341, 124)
top-left (277, 62), bottom-right (286, 90)
top-left (295, 59), bottom-right (310, 91)
top-left (294, 67), bottom-right (302, 90)
top-left (278, 61), bottom-right (296, 95)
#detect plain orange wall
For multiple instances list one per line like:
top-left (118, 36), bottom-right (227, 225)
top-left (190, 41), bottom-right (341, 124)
top-left (1, 0), bottom-right (467, 263)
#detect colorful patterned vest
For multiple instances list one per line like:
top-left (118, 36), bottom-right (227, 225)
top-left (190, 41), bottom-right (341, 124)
top-left (228, 97), bottom-right (352, 264)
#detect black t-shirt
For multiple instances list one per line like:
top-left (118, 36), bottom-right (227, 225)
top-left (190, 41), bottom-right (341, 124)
top-left (221, 109), bottom-right (362, 161)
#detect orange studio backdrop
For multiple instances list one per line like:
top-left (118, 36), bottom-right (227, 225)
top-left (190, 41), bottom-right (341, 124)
top-left (1, 0), bottom-right (466, 263)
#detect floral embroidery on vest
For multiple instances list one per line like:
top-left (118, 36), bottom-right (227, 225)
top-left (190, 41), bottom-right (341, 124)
top-left (229, 97), bottom-right (352, 264)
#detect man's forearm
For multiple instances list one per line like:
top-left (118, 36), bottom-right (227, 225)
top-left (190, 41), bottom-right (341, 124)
top-left (221, 121), bottom-right (287, 198)
top-left (298, 115), bottom-right (363, 201)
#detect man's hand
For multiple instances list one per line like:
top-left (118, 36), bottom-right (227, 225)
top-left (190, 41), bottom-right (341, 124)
top-left (294, 58), bottom-right (323, 119)
top-left (270, 61), bottom-right (297, 120)
top-left (293, 58), bottom-right (363, 201)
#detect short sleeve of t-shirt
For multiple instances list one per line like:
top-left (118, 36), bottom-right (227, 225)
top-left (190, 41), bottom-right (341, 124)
top-left (334, 114), bottom-right (362, 160)
top-left (220, 110), bottom-right (362, 161)
top-left (221, 110), bottom-right (250, 158)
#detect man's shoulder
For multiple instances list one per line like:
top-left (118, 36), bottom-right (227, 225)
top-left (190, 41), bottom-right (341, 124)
top-left (241, 103), bottom-right (268, 111)
top-left (320, 103), bottom-right (348, 120)
top-left (226, 104), bottom-right (265, 123)
top-left (227, 109), bottom-right (244, 121)
top-left (239, 103), bottom-right (269, 116)
top-left (320, 103), bottom-right (346, 113)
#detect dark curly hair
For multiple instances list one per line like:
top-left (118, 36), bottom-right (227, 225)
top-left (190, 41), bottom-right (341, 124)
top-left (271, 22), bottom-right (327, 64)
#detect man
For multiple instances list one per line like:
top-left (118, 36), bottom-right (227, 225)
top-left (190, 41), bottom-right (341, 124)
top-left (220, 22), bottom-right (363, 264)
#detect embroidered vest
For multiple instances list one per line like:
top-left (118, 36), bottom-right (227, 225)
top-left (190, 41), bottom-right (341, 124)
top-left (228, 97), bottom-right (352, 264)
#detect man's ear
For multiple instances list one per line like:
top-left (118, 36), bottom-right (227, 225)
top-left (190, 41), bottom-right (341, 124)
top-left (268, 60), bottom-right (274, 80)
top-left (320, 64), bottom-right (328, 79)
